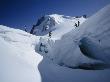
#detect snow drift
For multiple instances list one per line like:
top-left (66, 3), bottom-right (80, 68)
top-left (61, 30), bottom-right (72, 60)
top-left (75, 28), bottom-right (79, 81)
top-left (44, 4), bottom-right (110, 69)
top-left (0, 25), bottom-right (43, 82)
top-left (79, 37), bottom-right (110, 65)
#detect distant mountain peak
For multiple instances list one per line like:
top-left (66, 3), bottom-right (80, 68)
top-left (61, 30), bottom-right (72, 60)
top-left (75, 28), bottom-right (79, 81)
top-left (30, 14), bottom-right (86, 37)
top-left (47, 14), bottom-right (65, 24)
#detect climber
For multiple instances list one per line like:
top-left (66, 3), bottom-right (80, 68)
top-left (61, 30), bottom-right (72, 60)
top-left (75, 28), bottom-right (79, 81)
top-left (39, 43), bottom-right (43, 52)
top-left (74, 23), bottom-right (78, 27)
top-left (49, 31), bottom-right (52, 38)
top-left (24, 25), bottom-right (27, 32)
top-left (78, 21), bottom-right (80, 27)
top-left (74, 21), bottom-right (80, 27)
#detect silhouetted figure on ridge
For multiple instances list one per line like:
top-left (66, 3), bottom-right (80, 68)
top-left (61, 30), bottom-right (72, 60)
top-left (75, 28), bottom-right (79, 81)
top-left (49, 31), bottom-right (52, 38)
top-left (24, 25), bottom-right (27, 32)
top-left (75, 21), bottom-right (80, 27)
top-left (83, 15), bottom-right (87, 18)
top-left (75, 23), bottom-right (78, 27)
top-left (78, 21), bottom-right (80, 26)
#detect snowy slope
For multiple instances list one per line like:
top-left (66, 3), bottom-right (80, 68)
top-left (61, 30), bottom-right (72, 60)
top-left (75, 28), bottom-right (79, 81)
top-left (32, 14), bottom-right (86, 39)
top-left (79, 37), bottom-right (110, 65)
top-left (0, 25), bottom-right (43, 82)
top-left (44, 4), bottom-right (110, 69)
top-left (37, 4), bottom-right (110, 82)
top-left (1, 4), bottom-right (110, 82)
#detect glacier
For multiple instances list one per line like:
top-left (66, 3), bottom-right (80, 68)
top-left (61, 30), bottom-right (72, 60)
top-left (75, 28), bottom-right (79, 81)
top-left (46, 4), bottom-right (110, 69)
top-left (0, 4), bottom-right (110, 82)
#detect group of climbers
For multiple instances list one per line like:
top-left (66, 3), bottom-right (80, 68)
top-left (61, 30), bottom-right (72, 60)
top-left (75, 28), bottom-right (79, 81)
top-left (74, 21), bottom-right (80, 27)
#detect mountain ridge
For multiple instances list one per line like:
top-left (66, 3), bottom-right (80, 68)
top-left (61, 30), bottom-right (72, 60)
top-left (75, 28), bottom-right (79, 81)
top-left (31, 14), bottom-right (86, 39)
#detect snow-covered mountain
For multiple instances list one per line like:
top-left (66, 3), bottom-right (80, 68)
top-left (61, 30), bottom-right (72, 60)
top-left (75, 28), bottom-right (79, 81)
top-left (31, 14), bottom-right (86, 39)
top-left (45, 4), bottom-right (110, 69)
top-left (0, 4), bottom-right (110, 82)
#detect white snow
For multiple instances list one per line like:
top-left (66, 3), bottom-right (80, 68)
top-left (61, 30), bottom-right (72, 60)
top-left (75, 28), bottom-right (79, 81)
top-left (37, 4), bottom-right (110, 82)
top-left (0, 25), bottom-right (43, 82)
top-left (47, 4), bottom-right (110, 68)
top-left (33, 14), bottom-right (86, 39)
top-left (1, 4), bottom-right (110, 82)
top-left (49, 14), bottom-right (64, 24)
top-left (79, 37), bottom-right (110, 64)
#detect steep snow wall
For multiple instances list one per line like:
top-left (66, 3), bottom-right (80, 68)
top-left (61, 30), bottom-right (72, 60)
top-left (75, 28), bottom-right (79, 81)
top-left (47, 4), bottom-right (110, 68)
top-left (79, 37), bottom-right (110, 65)
top-left (0, 25), bottom-right (43, 82)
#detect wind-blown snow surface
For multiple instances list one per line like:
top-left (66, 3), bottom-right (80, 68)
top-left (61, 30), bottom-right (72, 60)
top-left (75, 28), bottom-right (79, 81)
top-left (0, 25), bottom-right (43, 82)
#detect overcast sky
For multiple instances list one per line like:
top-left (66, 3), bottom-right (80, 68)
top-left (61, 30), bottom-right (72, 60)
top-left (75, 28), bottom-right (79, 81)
top-left (0, 0), bottom-right (110, 29)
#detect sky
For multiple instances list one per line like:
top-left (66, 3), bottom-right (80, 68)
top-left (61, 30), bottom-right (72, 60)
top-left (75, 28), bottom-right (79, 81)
top-left (0, 0), bottom-right (110, 30)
